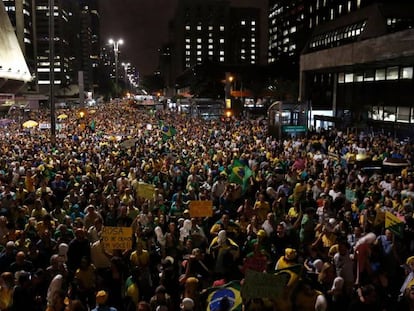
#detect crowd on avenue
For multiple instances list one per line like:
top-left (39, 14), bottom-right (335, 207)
top-left (0, 101), bottom-right (413, 311)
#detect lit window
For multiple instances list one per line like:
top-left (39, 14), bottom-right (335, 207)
top-left (375, 69), bottom-right (386, 81)
top-left (208, 26), bottom-right (213, 31)
top-left (354, 73), bottom-right (364, 82)
top-left (197, 25), bottom-right (202, 31)
top-left (251, 49), bottom-right (255, 54)
top-left (345, 73), bottom-right (354, 83)
top-left (252, 38), bottom-right (256, 42)
top-left (219, 38), bottom-right (224, 44)
top-left (208, 45), bottom-right (213, 49)
top-left (401, 67), bottom-right (413, 79)
top-left (220, 57), bottom-right (224, 62)
top-left (185, 39), bottom-right (190, 43)
top-left (196, 45), bottom-right (201, 49)
top-left (241, 49), bottom-right (245, 54)
top-left (251, 21), bottom-right (256, 26)
top-left (197, 51), bottom-right (202, 55)
top-left (364, 71), bottom-right (375, 82)
top-left (220, 26), bottom-right (224, 31)
top-left (338, 73), bottom-right (345, 83)
top-left (251, 27), bottom-right (256, 31)
top-left (290, 26), bottom-right (296, 33)
top-left (219, 50), bottom-right (224, 55)
top-left (347, 1), bottom-right (351, 12)
top-left (197, 57), bottom-right (202, 62)
top-left (251, 55), bottom-right (256, 59)
top-left (197, 38), bottom-right (202, 43)
top-left (241, 20), bottom-right (246, 26)
top-left (386, 67), bottom-right (399, 80)
top-left (185, 25), bottom-right (190, 31)
top-left (185, 45), bottom-right (191, 49)
top-left (208, 51), bottom-right (213, 55)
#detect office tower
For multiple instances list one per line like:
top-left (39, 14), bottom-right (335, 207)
top-left (170, 0), bottom-right (267, 81)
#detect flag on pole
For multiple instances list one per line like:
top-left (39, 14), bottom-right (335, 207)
top-left (229, 159), bottom-right (252, 191)
top-left (204, 281), bottom-right (242, 311)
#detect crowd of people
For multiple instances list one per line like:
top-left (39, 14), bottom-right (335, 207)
top-left (0, 101), bottom-right (413, 311)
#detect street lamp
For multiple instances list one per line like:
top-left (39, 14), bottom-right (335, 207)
top-left (108, 38), bottom-right (124, 95)
top-left (121, 62), bottom-right (130, 92)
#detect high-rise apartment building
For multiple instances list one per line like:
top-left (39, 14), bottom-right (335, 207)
top-left (77, 0), bottom-right (100, 92)
top-left (169, 0), bottom-right (268, 83)
top-left (35, 0), bottom-right (73, 92)
top-left (268, 0), bottom-right (404, 70)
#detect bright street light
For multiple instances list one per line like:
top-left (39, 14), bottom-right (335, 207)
top-left (108, 38), bottom-right (124, 95)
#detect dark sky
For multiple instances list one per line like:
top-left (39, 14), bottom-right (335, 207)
top-left (100, 0), bottom-right (178, 76)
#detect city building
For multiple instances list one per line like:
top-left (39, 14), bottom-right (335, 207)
top-left (268, 0), bottom-right (406, 74)
top-left (168, 0), bottom-right (268, 92)
top-left (299, 3), bottom-right (414, 133)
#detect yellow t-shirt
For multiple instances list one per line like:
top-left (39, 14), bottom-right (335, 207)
top-left (130, 249), bottom-right (150, 267)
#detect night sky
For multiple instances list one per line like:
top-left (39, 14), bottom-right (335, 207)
top-left (100, 0), bottom-right (178, 77)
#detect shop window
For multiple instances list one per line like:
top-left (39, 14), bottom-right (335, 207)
top-left (375, 69), bottom-right (386, 81)
top-left (386, 67), bottom-right (399, 80)
top-left (345, 73), bottom-right (353, 83)
top-left (397, 107), bottom-right (410, 123)
top-left (401, 67), bottom-right (413, 79)
top-left (364, 70), bottom-right (375, 82)
top-left (383, 106), bottom-right (396, 122)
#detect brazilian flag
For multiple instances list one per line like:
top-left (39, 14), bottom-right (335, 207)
top-left (229, 159), bottom-right (252, 191)
top-left (205, 281), bottom-right (242, 311)
top-left (159, 121), bottom-right (177, 141)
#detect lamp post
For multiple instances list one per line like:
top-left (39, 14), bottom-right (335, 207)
top-left (108, 38), bottom-right (123, 96)
top-left (121, 62), bottom-right (130, 92)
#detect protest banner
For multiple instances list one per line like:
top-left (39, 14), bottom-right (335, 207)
top-left (102, 226), bottom-right (133, 251)
top-left (189, 200), bottom-right (213, 218)
top-left (137, 182), bottom-right (155, 200)
top-left (241, 269), bottom-right (290, 300)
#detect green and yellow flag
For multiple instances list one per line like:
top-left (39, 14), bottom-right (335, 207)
top-left (159, 120), bottom-right (177, 141)
top-left (204, 281), bottom-right (242, 311)
top-left (229, 159), bottom-right (252, 191)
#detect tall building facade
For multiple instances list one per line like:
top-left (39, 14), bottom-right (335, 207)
top-left (4, 0), bottom-right (100, 97)
top-left (268, 0), bottom-right (404, 70)
top-left (77, 0), bottom-right (100, 92)
top-left (35, 0), bottom-right (73, 93)
top-left (169, 0), bottom-right (268, 84)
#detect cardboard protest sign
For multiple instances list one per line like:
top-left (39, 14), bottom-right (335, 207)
top-left (102, 226), bottom-right (133, 251)
top-left (137, 182), bottom-right (155, 200)
top-left (241, 269), bottom-right (290, 300)
top-left (189, 200), bottom-right (213, 218)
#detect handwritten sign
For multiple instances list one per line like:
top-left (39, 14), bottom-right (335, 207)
top-left (102, 226), bottom-right (133, 251)
top-left (241, 269), bottom-right (290, 300)
top-left (137, 182), bottom-right (155, 200)
top-left (189, 200), bottom-right (213, 218)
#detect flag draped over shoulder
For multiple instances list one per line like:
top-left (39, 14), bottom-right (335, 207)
top-left (229, 159), bottom-right (252, 191)
top-left (159, 120), bottom-right (176, 141)
top-left (204, 281), bottom-right (242, 311)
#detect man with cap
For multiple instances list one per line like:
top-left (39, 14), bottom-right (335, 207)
top-left (91, 290), bottom-right (117, 311)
